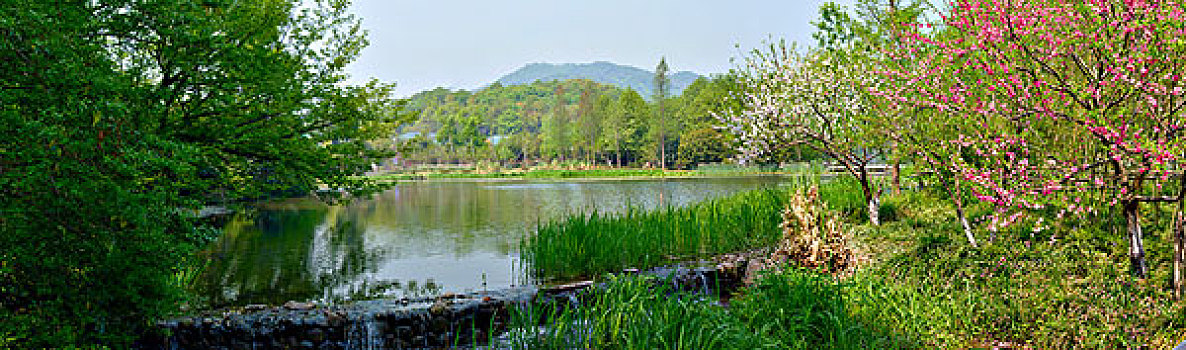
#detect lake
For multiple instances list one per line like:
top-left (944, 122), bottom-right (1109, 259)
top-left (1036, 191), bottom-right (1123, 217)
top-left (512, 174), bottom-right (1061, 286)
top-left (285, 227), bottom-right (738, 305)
top-left (193, 176), bottom-right (793, 307)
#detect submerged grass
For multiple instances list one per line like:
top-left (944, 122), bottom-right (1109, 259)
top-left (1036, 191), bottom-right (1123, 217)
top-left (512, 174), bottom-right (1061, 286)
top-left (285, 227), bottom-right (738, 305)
top-left (522, 188), bottom-right (792, 280)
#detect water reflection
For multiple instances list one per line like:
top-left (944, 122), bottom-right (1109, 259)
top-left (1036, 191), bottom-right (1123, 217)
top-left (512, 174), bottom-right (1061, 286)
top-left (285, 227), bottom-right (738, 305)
top-left (195, 177), bottom-right (790, 307)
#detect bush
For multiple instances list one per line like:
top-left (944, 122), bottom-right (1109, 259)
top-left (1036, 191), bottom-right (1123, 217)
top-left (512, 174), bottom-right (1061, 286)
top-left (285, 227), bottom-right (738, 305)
top-left (1, 166), bottom-right (217, 345)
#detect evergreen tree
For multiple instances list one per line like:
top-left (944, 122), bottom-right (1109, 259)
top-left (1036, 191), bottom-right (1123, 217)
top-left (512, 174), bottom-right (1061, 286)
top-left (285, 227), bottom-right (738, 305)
top-left (652, 57), bottom-right (672, 168)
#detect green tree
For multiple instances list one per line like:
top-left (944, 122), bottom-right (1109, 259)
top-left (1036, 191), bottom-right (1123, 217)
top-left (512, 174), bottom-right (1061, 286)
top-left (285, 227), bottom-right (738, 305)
top-left (589, 93), bottom-right (616, 165)
top-left (676, 127), bottom-right (732, 168)
top-left (459, 115), bottom-right (484, 148)
top-left (542, 85), bottom-right (570, 161)
top-left (652, 57), bottom-right (672, 168)
top-left (600, 89), bottom-right (649, 167)
top-left (574, 84), bottom-right (602, 164)
top-left (1, 0), bottom-right (401, 346)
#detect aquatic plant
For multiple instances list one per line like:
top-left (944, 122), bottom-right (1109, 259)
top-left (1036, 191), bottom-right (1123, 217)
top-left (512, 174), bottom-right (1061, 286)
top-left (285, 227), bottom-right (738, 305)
top-left (523, 188), bottom-right (790, 280)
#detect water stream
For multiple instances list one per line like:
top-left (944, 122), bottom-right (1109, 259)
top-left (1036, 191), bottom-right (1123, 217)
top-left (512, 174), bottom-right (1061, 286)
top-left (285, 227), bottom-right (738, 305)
top-left (193, 176), bottom-right (792, 308)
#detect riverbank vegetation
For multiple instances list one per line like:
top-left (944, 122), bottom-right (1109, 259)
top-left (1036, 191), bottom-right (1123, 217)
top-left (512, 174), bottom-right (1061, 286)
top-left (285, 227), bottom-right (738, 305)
top-left (518, 180), bottom-right (1186, 347)
top-left (9, 0), bottom-right (1186, 347)
top-left (365, 163), bottom-right (820, 181)
top-left (511, 0), bottom-right (1186, 341)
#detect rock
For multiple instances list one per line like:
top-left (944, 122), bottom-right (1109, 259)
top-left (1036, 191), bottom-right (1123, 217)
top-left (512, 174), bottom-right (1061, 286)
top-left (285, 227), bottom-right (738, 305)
top-left (545, 280), bottom-right (594, 293)
top-left (243, 304), bottom-right (268, 311)
top-left (323, 309), bottom-right (345, 327)
top-left (283, 301), bottom-right (315, 310)
top-left (428, 300), bottom-right (449, 315)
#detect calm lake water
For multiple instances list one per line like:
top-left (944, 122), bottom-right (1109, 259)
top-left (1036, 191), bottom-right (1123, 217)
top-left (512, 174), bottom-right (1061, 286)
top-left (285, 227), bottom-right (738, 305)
top-left (194, 176), bottom-right (792, 307)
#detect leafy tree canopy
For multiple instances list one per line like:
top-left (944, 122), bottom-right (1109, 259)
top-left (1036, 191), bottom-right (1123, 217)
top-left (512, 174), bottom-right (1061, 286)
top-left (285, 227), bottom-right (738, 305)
top-left (0, 0), bottom-right (401, 346)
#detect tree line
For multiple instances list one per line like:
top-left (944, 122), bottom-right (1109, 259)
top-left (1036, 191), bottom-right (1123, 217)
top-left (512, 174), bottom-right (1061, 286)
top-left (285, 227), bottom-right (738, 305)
top-left (395, 61), bottom-right (784, 169)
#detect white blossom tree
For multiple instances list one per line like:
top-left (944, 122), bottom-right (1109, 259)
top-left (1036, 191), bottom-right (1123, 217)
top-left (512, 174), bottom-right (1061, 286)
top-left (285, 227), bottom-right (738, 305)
top-left (720, 42), bottom-right (890, 225)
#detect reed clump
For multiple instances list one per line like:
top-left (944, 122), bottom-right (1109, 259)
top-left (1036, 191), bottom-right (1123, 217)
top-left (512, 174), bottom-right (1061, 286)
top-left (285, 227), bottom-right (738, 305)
top-left (523, 188), bottom-right (790, 280)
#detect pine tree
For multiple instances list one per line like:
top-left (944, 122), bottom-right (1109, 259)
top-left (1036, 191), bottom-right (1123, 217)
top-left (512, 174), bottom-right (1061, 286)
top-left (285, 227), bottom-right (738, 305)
top-left (653, 57), bottom-right (671, 169)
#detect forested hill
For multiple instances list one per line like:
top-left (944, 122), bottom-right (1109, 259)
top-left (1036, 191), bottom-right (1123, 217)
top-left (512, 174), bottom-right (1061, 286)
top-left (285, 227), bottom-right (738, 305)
top-left (496, 62), bottom-right (701, 98)
top-left (399, 75), bottom-right (746, 167)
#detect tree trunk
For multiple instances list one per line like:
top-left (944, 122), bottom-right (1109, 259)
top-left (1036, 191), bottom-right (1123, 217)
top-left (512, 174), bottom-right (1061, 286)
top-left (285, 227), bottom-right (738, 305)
top-left (1124, 200), bottom-right (1148, 277)
top-left (616, 146), bottom-right (622, 168)
top-left (891, 160), bottom-right (902, 195)
top-left (660, 136), bottom-right (667, 169)
top-left (1174, 208), bottom-right (1183, 299)
top-left (860, 172), bottom-right (880, 226)
top-left (867, 191), bottom-right (880, 226)
top-left (1176, 172), bottom-right (1185, 299)
top-left (951, 179), bottom-right (977, 248)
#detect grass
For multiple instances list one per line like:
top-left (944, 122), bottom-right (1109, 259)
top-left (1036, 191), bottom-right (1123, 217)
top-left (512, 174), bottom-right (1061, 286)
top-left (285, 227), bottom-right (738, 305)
top-left (523, 168), bottom-right (691, 178)
top-left (366, 172), bottom-right (525, 181)
top-left (838, 193), bottom-right (1186, 347)
top-left (498, 271), bottom-right (914, 349)
top-left (515, 177), bottom-right (1186, 348)
top-left (499, 275), bottom-right (772, 349)
top-left (522, 187), bottom-right (792, 280)
top-left (364, 163), bottom-right (822, 182)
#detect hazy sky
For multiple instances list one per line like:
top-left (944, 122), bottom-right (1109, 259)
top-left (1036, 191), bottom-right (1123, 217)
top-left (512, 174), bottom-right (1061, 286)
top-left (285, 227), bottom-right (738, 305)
top-left (345, 0), bottom-right (854, 97)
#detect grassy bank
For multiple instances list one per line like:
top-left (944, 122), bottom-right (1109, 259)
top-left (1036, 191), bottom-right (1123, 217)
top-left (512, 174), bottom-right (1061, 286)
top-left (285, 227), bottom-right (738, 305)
top-left (365, 164), bottom-right (819, 181)
top-left (516, 180), bottom-right (1186, 347)
top-left (839, 192), bottom-right (1186, 347)
top-left (500, 271), bottom-right (913, 349)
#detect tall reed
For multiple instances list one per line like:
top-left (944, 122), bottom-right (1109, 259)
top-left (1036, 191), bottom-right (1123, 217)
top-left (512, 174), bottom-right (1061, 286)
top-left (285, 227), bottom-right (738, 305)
top-left (523, 188), bottom-right (791, 280)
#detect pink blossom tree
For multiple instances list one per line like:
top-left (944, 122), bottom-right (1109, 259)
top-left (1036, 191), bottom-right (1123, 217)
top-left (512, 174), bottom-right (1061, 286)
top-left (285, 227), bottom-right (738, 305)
top-left (879, 0), bottom-right (1186, 277)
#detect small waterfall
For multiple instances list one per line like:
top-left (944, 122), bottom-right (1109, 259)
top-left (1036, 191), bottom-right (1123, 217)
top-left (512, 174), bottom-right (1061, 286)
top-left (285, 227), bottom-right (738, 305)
top-left (696, 272), bottom-right (710, 296)
top-left (563, 293), bottom-right (581, 308)
top-left (345, 315), bottom-right (384, 349)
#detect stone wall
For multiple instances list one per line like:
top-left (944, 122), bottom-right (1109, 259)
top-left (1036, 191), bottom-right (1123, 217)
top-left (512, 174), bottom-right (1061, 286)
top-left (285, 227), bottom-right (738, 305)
top-left (145, 287), bottom-right (534, 349)
top-left (142, 266), bottom-right (743, 349)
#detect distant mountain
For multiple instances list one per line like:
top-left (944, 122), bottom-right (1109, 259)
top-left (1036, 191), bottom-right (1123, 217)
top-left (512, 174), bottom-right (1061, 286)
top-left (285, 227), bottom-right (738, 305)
top-left (495, 61), bottom-right (702, 98)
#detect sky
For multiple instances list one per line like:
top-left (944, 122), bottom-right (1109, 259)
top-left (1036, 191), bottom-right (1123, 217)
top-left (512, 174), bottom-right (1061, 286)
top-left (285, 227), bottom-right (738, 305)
top-left (345, 0), bottom-right (855, 97)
